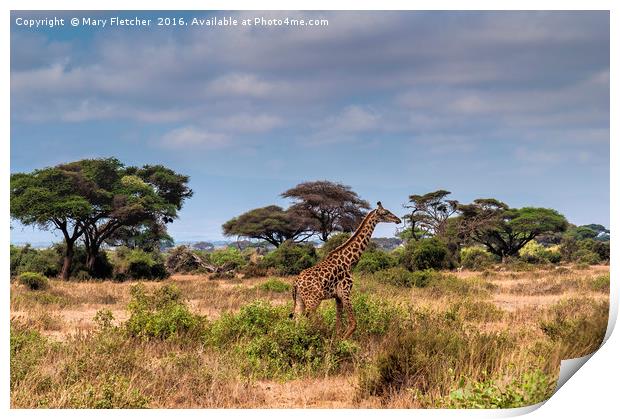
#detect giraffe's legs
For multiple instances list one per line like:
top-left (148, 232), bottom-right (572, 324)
top-left (304, 298), bottom-right (322, 321)
top-left (334, 296), bottom-right (344, 336)
top-left (342, 296), bottom-right (357, 339)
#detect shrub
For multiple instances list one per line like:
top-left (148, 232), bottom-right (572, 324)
top-left (10, 322), bottom-right (48, 389)
top-left (240, 262), bottom-right (268, 278)
top-left (206, 300), bottom-right (357, 379)
top-left (258, 278), bottom-right (291, 293)
top-left (210, 247), bottom-right (246, 271)
top-left (590, 274), bottom-right (610, 293)
top-left (10, 245), bottom-right (62, 278)
top-left (355, 250), bottom-right (397, 274)
top-left (18, 272), bottom-right (49, 290)
top-left (574, 249), bottom-right (601, 265)
top-left (447, 370), bottom-right (555, 408)
top-left (460, 247), bottom-right (494, 270)
top-left (125, 284), bottom-right (204, 340)
top-left (359, 313), bottom-right (514, 398)
top-left (260, 242), bottom-right (318, 276)
top-left (372, 267), bottom-right (417, 287)
top-left (112, 248), bottom-right (169, 281)
top-left (401, 238), bottom-right (448, 271)
top-left (318, 233), bottom-right (351, 259)
top-left (519, 241), bottom-right (562, 265)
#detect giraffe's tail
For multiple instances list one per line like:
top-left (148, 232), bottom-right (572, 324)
top-left (289, 283), bottom-right (297, 319)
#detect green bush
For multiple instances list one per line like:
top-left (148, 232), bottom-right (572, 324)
top-left (355, 250), bottom-right (396, 274)
top-left (260, 242), bottom-right (318, 276)
top-left (519, 241), bottom-right (560, 264)
top-left (125, 284), bottom-right (204, 340)
top-left (206, 300), bottom-right (357, 379)
top-left (590, 274), bottom-right (610, 293)
top-left (372, 267), bottom-right (442, 288)
top-left (574, 249), bottom-right (601, 265)
top-left (18, 272), bottom-right (49, 290)
top-left (447, 370), bottom-right (555, 408)
top-left (209, 247), bottom-right (246, 271)
top-left (401, 238), bottom-right (448, 271)
top-left (460, 247), bottom-right (494, 270)
top-left (10, 323), bottom-right (48, 389)
top-left (10, 245), bottom-right (61, 278)
top-left (319, 233), bottom-right (351, 258)
top-left (112, 248), bottom-right (169, 281)
top-left (258, 278), bottom-right (292, 293)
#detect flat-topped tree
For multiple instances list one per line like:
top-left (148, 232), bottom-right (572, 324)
top-left (281, 180), bottom-right (370, 242)
top-left (77, 162), bottom-right (193, 275)
top-left (405, 190), bottom-right (459, 240)
top-left (458, 199), bottom-right (568, 262)
top-left (11, 158), bottom-right (193, 278)
top-left (11, 168), bottom-right (92, 279)
top-left (222, 205), bottom-right (313, 247)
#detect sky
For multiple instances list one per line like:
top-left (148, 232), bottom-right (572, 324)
top-left (10, 10), bottom-right (610, 244)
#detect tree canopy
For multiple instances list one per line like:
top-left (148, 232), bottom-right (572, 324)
top-left (11, 158), bottom-right (192, 278)
top-left (404, 190), bottom-right (459, 240)
top-left (281, 180), bottom-right (370, 241)
top-left (222, 205), bottom-right (313, 247)
top-left (458, 199), bottom-right (568, 260)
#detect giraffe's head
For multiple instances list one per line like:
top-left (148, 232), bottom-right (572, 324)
top-left (374, 201), bottom-right (401, 224)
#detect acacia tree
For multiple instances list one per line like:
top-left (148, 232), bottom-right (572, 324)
top-left (404, 190), bottom-right (459, 240)
top-left (222, 205), bottom-right (313, 247)
top-left (281, 180), bottom-right (370, 241)
top-left (11, 168), bottom-right (92, 279)
top-left (11, 158), bottom-right (193, 278)
top-left (458, 199), bottom-right (568, 261)
top-left (76, 162), bottom-right (192, 274)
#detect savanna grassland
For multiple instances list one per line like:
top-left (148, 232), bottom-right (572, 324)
top-left (10, 264), bottom-right (609, 409)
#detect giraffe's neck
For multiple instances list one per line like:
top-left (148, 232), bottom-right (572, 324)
top-left (332, 210), bottom-right (379, 269)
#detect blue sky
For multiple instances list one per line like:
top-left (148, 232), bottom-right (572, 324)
top-left (10, 11), bottom-right (610, 244)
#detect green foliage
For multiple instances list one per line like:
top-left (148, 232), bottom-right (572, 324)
top-left (355, 250), bottom-right (397, 274)
top-left (319, 233), bottom-right (351, 258)
top-left (258, 278), bottom-right (292, 293)
top-left (590, 274), bottom-right (610, 293)
top-left (447, 370), bottom-right (555, 408)
top-left (518, 241), bottom-right (560, 264)
top-left (112, 247), bottom-right (168, 280)
top-left (359, 312), bottom-right (514, 397)
top-left (10, 244), bottom-right (61, 278)
top-left (75, 374), bottom-right (149, 409)
top-left (223, 205), bottom-right (311, 247)
top-left (125, 284), bottom-right (204, 340)
top-left (401, 238), bottom-right (448, 271)
top-left (459, 202), bottom-right (568, 258)
top-left (10, 323), bottom-right (48, 389)
top-left (18, 272), bottom-right (49, 290)
top-left (209, 247), bottom-right (246, 271)
top-left (371, 267), bottom-right (417, 287)
top-left (260, 241), bottom-right (318, 275)
top-left (206, 300), bottom-right (357, 379)
top-left (460, 247), bottom-right (495, 270)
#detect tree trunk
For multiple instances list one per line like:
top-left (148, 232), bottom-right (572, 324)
top-left (85, 243), bottom-right (100, 275)
top-left (61, 242), bottom-right (74, 280)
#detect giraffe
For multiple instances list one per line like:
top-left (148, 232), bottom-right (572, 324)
top-left (291, 201), bottom-right (401, 339)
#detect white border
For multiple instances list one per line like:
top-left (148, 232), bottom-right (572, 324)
top-left (2, 1), bottom-right (616, 418)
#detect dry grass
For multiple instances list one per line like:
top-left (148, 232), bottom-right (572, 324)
top-left (10, 265), bottom-right (609, 408)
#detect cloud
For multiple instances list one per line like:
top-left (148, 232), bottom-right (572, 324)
top-left (159, 126), bottom-right (229, 149)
